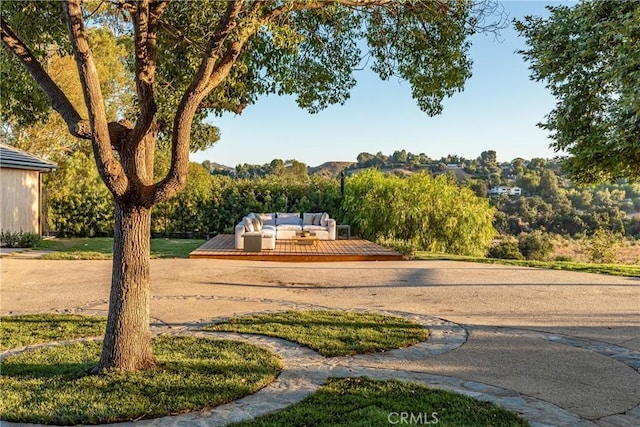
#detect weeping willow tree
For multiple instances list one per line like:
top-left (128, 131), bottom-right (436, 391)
top-left (343, 169), bottom-right (496, 256)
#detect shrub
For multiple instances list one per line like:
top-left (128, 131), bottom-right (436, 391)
top-left (154, 163), bottom-right (215, 235)
top-left (0, 230), bottom-right (19, 247)
top-left (625, 216), bottom-right (640, 239)
top-left (0, 230), bottom-right (41, 248)
top-left (45, 151), bottom-right (113, 237)
top-left (17, 231), bottom-right (41, 248)
top-left (581, 229), bottom-right (620, 264)
top-left (518, 230), bottom-right (554, 260)
top-left (488, 237), bottom-right (524, 260)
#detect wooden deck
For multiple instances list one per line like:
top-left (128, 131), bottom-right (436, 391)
top-left (189, 234), bottom-right (403, 262)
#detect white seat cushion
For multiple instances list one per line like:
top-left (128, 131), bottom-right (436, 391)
top-left (261, 229), bottom-right (275, 238)
top-left (303, 225), bottom-right (327, 231)
top-left (277, 224), bottom-right (302, 231)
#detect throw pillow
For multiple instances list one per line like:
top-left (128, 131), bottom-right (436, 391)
top-left (259, 213), bottom-right (275, 226)
top-left (320, 212), bottom-right (329, 227)
top-left (251, 217), bottom-right (262, 231)
top-left (303, 213), bottom-right (315, 226)
top-left (313, 214), bottom-right (322, 226)
top-left (243, 216), bottom-right (254, 232)
top-left (276, 212), bottom-right (301, 225)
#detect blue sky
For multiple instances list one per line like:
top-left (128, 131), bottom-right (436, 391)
top-left (191, 1), bottom-right (570, 167)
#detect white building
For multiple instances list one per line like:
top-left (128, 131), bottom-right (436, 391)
top-left (0, 144), bottom-right (56, 234)
top-left (488, 186), bottom-right (522, 196)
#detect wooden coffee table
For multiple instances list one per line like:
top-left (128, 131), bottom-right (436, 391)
top-left (291, 233), bottom-right (319, 247)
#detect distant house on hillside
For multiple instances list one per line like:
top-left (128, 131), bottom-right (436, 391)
top-left (487, 186), bottom-right (522, 197)
top-left (0, 144), bottom-right (56, 234)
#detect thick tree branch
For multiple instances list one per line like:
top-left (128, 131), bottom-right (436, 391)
top-left (63, 0), bottom-right (127, 197)
top-left (0, 15), bottom-right (91, 139)
top-left (131, 0), bottom-right (155, 144)
top-left (151, 0), bottom-right (244, 203)
top-left (130, 1), bottom-right (168, 146)
top-left (208, 0), bottom-right (245, 60)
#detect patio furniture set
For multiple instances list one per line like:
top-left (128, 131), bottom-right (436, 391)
top-left (235, 212), bottom-right (348, 251)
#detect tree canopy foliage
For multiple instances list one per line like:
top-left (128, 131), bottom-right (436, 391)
top-left (516, 0), bottom-right (640, 183)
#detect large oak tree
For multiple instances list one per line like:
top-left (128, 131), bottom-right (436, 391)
top-left (1, 0), bottom-right (503, 372)
top-left (517, 0), bottom-right (640, 183)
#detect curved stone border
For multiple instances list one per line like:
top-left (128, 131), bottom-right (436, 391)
top-left (345, 309), bottom-right (468, 359)
top-left (114, 329), bottom-right (597, 427)
top-left (0, 337), bottom-right (102, 361)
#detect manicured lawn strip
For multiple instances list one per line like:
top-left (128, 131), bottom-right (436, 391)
top-left (150, 238), bottom-right (207, 258)
top-left (37, 237), bottom-right (205, 259)
top-left (0, 314), bottom-right (107, 350)
top-left (203, 310), bottom-right (429, 357)
top-left (230, 377), bottom-right (529, 427)
top-left (38, 237), bottom-right (114, 253)
top-left (415, 252), bottom-right (640, 278)
top-left (42, 251), bottom-right (112, 260)
top-left (0, 337), bottom-right (282, 425)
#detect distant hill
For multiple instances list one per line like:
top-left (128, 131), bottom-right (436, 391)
top-left (208, 162), bottom-right (234, 172)
top-left (308, 161), bottom-right (355, 178)
top-left (436, 165), bottom-right (474, 182)
top-left (202, 161), bottom-right (235, 175)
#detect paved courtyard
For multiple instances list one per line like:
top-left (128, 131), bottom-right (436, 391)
top-left (1, 256), bottom-right (639, 426)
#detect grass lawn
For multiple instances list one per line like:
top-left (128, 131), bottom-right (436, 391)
top-left (1, 336), bottom-right (282, 425)
top-left (202, 310), bottom-right (429, 357)
top-left (230, 377), bottom-right (529, 427)
top-left (415, 252), bottom-right (640, 278)
top-left (0, 314), bottom-right (107, 350)
top-left (37, 237), bottom-right (205, 259)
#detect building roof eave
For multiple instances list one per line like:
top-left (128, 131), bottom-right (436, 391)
top-left (0, 143), bottom-right (57, 172)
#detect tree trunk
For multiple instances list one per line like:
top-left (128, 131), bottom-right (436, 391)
top-left (97, 200), bottom-right (155, 372)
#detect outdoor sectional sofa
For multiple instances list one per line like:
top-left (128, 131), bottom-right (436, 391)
top-left (234, 212), bottom-right (336, 250)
